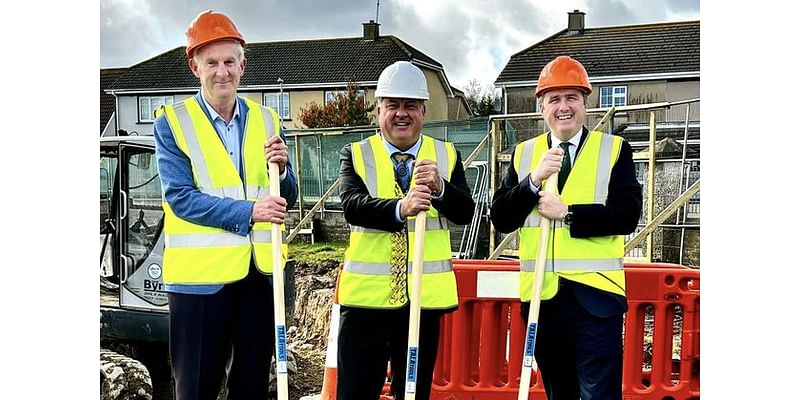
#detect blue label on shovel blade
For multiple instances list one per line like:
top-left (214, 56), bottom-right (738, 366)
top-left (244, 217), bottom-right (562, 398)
top-left (406, 346), bottom-right (418, 394)
top-left (524, 322), bottom-right (538, 368)
top-left (276, 325), bottom-right (288, 373)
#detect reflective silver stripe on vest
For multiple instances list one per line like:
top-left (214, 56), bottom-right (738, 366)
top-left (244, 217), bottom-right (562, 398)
top-left (166, 233), bottom-right (251, 248)
top-left (520, 258), bottom-right (623, 273)
top-left (595, 133), bottom-right (614, 203)
top-left (407, 217), bottom-right (449, 231)
top-left (246, 184), bottom-right (269, 200)
top-left (348, 217), bottom-right (449, 234)
top-left (343, 260), bottom-right (452, 275)
top-left (207, 185), bottom-right (245, 199)
top-left (433, 139), bottom-right (450, 178)
top-left (350, 217), bottom-right (449, 233)
top-left (523, 214), bottom-right (566, 229)
top-left (252, 229), bottom-right (287, 243)
top-left (517, 140), bottom-right (535, 183)
top-left (173, 102), bottom-right (213, 190)
top-left (173, 102), bottom-right (247, 200)
top-left (348, 225), bottom-right (386, 234)
top-left (358, 140), bottom-right (379, 196)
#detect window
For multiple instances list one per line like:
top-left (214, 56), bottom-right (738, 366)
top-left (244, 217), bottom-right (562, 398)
top-left (264, 93), bottom-right (290, 119)
top-left (325, 89), bottom-right (366, 105)
top-left (599, 86), bottom-right (627, 108)
top-left (138, 96), bottom-right (174, 122)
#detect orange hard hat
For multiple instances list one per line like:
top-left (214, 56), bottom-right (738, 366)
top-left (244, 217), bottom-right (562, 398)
top-left (534, 55), bottom-right (592, 97)
top-left (185, 10), bottom-right (245, 58)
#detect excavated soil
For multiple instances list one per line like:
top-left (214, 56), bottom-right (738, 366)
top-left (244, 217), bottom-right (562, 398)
top-left (285, 259), bottom-right (340, 399)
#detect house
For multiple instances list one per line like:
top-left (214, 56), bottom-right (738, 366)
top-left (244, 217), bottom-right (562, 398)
top-left (100, 67), bottom-right (127, 135)
top-left (494, 10), bottom-right (700, 149)
top-left (105, 21), bottom-right (470, 136)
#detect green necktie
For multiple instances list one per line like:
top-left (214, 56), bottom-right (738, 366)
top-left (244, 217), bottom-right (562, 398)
top-left (558, 142), bottom-right (572, 193)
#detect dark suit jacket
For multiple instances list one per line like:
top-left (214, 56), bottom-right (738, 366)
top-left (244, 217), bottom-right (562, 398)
top-left (339, 138), bottom-right (475, 233)
top-left (490, 127), bottom-right (642, 317)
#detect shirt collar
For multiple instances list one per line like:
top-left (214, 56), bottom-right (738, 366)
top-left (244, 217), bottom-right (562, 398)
top-left (550, 127), bottom-right (582, 149)
top-left (381, 134), bottom-right (422, 158)
top-left (199, 93), bottom-right (240, 125)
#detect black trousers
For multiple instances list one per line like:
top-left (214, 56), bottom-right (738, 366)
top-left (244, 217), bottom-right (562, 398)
top-left (168, 263), bottom-right (275, 400)
top-left (521, 281), bottom-right (624, 400)
top-left (336, 305), bottom-right (444, 400)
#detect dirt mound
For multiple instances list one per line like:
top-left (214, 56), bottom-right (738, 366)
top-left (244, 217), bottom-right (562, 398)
top-left (287, 258), bottom-right (340, 398)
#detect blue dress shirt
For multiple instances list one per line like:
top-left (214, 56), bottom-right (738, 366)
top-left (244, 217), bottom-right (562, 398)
top-left (154, 93), bottom-right (298, 294)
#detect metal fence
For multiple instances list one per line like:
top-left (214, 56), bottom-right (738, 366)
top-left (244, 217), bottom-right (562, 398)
top-left (283, 117), bottom-right (491, 209)
top-left (489, 99), bottom-right (700, 266)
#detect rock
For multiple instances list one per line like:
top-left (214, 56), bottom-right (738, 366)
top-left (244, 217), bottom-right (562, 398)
top-left (100, 348), bottom-right (152, 400)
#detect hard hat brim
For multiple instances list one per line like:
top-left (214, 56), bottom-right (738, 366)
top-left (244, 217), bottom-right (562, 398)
top-left (186, 36), bottom-right (245, 58)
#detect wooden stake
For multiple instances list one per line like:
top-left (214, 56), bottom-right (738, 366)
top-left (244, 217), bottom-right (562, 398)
top-left (269, 161), bottom-right (289, 400)
top-left (404, 211), bottom-right (427, 399)
top-left (517, 175), bottom-right (558, 400)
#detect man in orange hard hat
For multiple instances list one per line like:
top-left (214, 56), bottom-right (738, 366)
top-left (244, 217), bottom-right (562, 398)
top-left (491, 55), bottom-right (642, 399)
top-left (153, 10), bottom-right (298, 399)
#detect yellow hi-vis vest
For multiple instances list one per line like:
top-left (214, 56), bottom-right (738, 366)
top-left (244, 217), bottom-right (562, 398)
top-left (516, 130), bottom-right (626, 301)
top-left (158, 97), bottom-right (287, 284)
top-left (339, 134), bottom-right (459, 309)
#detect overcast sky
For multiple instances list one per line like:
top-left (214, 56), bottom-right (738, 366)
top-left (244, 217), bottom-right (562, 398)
top-left (100, 0), bottom-right (699, 90)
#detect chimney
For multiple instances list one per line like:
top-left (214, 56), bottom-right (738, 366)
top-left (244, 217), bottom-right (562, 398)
top-left (363, 20), bottom-right (380, 40)
top-left (568, 10), bottom-right (585, 35)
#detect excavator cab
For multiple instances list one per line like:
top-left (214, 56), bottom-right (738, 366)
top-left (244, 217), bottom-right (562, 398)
top-left (100, 136), bottom-right (169, 344)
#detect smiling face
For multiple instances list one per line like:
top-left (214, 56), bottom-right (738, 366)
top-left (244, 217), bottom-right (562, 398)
top-left (377, 97), bottom-right (426, 150)
top-left (540, 88), bottom-right (587, 141)
top-left (189, 40), bottom-right (246, 107)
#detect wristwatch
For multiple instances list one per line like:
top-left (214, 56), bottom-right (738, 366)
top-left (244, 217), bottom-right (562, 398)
top-left (563, 206), bottom-right (574, 226)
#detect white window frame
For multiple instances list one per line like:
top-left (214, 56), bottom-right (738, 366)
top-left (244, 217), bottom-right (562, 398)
top-left (264, 92), bottom-right (290, 120)
top-left (138, 96), bottom-right (174, 122)
top-left (599, 86), bottom-right (627, 108)
top-left (324, 89), bottom-right (366, 105)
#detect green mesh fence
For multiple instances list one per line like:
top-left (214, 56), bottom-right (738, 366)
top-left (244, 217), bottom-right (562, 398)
top-left (284, 117), bottom-right (490, 209)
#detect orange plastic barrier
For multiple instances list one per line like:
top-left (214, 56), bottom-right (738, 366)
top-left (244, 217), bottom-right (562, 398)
top-left (428, 260), bottom-right (700, 400)
top-left (320, 264), bottom-right (395, 400)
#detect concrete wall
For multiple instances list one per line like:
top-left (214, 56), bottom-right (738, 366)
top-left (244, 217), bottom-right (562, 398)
top-left (286, 209), bottom-right (350, 243)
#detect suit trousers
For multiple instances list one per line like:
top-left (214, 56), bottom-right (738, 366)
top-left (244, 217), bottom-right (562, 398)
top-left (337, 305), bottom-right (444, 400)
top-left (521, 280), bottom-right (624, 400)
top-left (168, 262), bottom-right (275, 400)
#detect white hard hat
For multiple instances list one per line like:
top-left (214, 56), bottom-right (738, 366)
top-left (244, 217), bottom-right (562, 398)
top-left (375, 61), bottom-right (429, 100)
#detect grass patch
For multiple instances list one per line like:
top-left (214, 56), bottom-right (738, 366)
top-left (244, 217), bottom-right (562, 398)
top-left (289, 241), bottom-right (347, 265)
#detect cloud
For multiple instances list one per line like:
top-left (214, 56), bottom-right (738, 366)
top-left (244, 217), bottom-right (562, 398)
top-left (100, 0), bottom-right (699, 88)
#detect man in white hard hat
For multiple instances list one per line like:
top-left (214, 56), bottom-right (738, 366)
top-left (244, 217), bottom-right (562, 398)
top-left (336, 61), bottom-right (475, 400)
